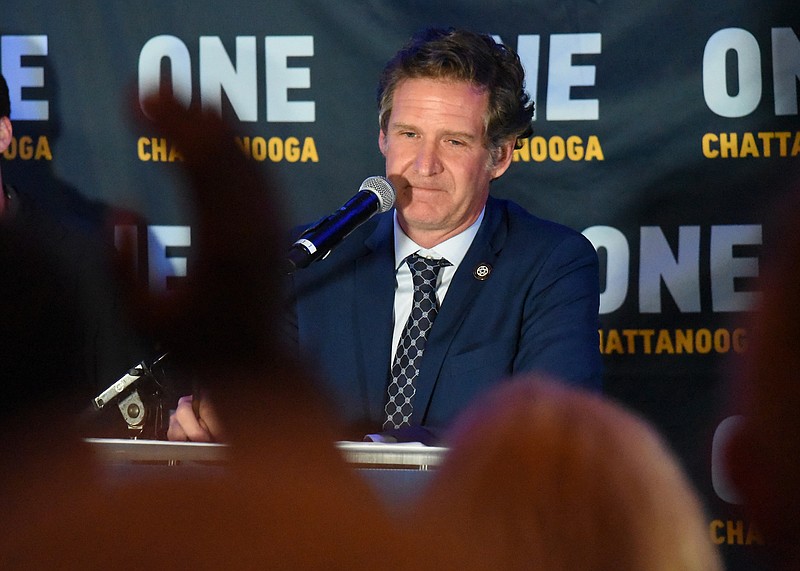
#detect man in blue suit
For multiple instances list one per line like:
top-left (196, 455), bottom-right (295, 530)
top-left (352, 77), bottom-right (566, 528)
top-left (169, 28), bottom-right (601, 444)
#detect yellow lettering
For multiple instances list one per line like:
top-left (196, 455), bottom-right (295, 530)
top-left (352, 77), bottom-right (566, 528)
top-left (513, 137), bottom-right (530, 161)
top-left (654, 329), bottom-right (674, 354)
top-left (757, 132), bottom-right (774, 158)
top-left (675, 329), bottom-right (693, 354)
top-left (2, 136), bottom-right (52, 161)
top-left (513, 135), bottom-right (602, 162)
top-left (530, 136), bottom-right (547, 162)
top-left (702, 133), bottom-right (719, 158)
top-left (253, 137), bottom-right (267, 161)
top-left (19, 136), bottom-right (33, 160)
top-left (713, 328), bottom-right (730, 353)
top-left (739, 132), bottom-right (759, 158)
top-left (622, 329), bottom-right (637, 353)
top-left (137, 137), bottom-right (151, 161)
top-left (745, 523), bottom-right (764, 545)
top-left (696, 328), bottom-right (712, 354)
top-left (727, 520), bottom-right (745, 545)
top-left (710, 520), bottom-right (725, 545)
top-left (285, 137), bottom-right (300, 162)
top-left (719, 133), bottom-right (738, 158)
top-left (300, 137), bottom-right (318, 162)
top-left (548, 136), bottom-right (565, 162)
top-left (704, 131), bottom-right (800, 159)
top-left (566, 135), bottom-right (584, 160)
top-left (598, 328), bottom-right (746, 355)
top-left (268, 137), bottom-right (283, 161)
top-left (168, 145), bottom-right (183, 162)
top-left (640, 329), bottom-right (655, 354)
top-left (585, 135), bottom-right (604, 160)
top-left (226, 136), bottom-right (317, 162)
top-left (151, 138), bottom-right (168, 162)
top-left (34, 136), bottom-right (52, 160)
top-left (604, 329), bottom-right (624, 354)
top-left (710, 519), bottom-right (763, 546)
top-left (235, 136), bottom-right (249, 157)
top-left (732, 328), bottom-right (747, 353)
top-left (775, 131), bottom-right (792, 156)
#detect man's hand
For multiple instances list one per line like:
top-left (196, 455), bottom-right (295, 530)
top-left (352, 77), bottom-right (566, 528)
top-left (167, 394), bottom-right (223, 442)
top-left (121, 94), bottom-right (286, 378)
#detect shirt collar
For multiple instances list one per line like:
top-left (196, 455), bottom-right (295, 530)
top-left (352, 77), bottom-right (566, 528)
top-left (393, 207), bottom-right (485, 270)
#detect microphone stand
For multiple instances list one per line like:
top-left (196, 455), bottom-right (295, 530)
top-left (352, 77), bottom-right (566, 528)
top-left (92, 353), bottom-right (169, 439)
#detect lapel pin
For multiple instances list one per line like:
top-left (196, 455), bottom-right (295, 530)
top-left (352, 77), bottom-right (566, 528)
top-left (473, 262), bottom-right (492, 281)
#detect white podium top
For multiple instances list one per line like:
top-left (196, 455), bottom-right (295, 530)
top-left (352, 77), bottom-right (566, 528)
top-left (85, 438), bottom-right (447, 468)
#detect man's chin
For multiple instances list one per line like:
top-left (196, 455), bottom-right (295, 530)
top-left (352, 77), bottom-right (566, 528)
top-left (396, 209), bottom-right (444, 232)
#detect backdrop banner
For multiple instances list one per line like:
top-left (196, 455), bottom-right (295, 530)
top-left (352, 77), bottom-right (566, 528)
top-left (3, 2), bottom-right (798, 568)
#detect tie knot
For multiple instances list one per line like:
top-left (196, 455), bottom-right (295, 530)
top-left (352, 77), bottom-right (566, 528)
top-left (407, 254), bottom-right (450, 287)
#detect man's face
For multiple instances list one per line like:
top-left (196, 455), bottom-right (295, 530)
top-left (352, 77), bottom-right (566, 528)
top-left (379, 78), bottom-right (514, 247)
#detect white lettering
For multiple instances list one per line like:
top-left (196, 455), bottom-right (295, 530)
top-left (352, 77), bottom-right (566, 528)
top-left (497, 34), bottom-right (541, 121)
top-left (137, 35), bottom-right (315, 122)
top-left (265, 36), bottom-right (315, 122)
top-left (1, 35), bottom-right (49, 120)
top-left (546, 33), bottom-right (601, 121)
top-left (200, 36), bottom-right (258, 121)
top-left (148, 225), bottom-right (191, 292)
top-left (583, 225), bottom-right (629, 315)
top-left (711, 416), bottom-right (744, 504)
top-left (772, 28), bottom-right (800, 116)
top-left (138, 35), bottom-right (193, 114)
top-left (703, 28), bottom-right (762, 117)
top-left (640, 226), bottom-right (701, 313)
top-left (710, 224), bottom-right (761, 311)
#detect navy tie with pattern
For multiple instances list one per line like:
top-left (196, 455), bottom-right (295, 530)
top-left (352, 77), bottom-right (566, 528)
top-left (384, 254), bottom-right (451, 430)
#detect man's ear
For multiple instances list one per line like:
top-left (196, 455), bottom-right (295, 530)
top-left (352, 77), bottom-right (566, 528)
top-left (489, 140), bottom-right (516, 180)
top-left (0, 117), bottom-right (12, 154)
top-left (378, 129), bottom-right (388, 157)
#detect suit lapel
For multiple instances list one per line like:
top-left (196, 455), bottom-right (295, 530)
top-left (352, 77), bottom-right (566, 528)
top-left (354, 212), bottom-right (396, 424)
top-left (411, 198), bottom-right (508, 425)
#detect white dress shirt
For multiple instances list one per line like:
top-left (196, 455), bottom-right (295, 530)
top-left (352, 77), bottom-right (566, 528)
top-left (390, 208), bottom-right (485, 362)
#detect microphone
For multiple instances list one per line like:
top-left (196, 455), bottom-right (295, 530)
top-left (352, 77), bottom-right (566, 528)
top-left (286, 176), bottom-right (396, 272)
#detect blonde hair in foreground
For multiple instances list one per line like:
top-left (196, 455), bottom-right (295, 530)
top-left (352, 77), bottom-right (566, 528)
top-left (411, 375), bottom-right (723, 571)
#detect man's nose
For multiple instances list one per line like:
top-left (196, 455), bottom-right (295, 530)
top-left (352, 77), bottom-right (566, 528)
top-left (414, 141), bottom-right (443, 176)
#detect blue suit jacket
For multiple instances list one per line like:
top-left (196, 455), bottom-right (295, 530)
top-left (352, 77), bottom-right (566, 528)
top-left (287, 196), bottom-right (602, 440)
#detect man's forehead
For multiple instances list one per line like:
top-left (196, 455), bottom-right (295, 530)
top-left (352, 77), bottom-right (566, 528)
top-left (395, 76), bottom-right (487, 97)
top-left (390, 78), bottom-right (489, 121)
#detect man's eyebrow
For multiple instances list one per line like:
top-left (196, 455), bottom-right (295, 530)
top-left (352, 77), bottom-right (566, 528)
top-left (442, 130), bottom-right (478, 141)
top-left (389, 122), bottom-right (418, 132)
top-left (389, 122), bottom-right (479, 141)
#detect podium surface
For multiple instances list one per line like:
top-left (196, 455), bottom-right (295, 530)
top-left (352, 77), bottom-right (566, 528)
top-left (86, 438), bottom-right (446, 510)
top-left (86, 438), bottom-right (447, 467)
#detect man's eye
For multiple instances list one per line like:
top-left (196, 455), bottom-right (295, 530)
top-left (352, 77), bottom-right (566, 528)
top-left (447, 139), bottom-right (465, 146)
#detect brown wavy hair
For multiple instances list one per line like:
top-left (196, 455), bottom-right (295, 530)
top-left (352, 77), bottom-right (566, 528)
top-left (377, 28), bottom-right (534, 155)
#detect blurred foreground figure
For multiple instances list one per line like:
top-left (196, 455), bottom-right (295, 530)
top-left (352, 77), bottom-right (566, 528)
top-left (0, 94), bottom-right (420, 569)
top-left (412, 376), bottom-right (724, 570)
top-left (1, 73), bottom-right (150, 423)
top-left (725, 203), bottom-right (800, 570)
top-left (0, 86), bottom-right (721, 571)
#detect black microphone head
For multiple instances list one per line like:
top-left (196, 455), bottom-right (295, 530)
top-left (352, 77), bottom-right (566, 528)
top-left (360, 176), bottom-right (396, 213)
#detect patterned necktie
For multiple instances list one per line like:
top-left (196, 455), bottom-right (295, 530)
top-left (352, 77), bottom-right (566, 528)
top-left (384, 254), bottom-right (451, 430)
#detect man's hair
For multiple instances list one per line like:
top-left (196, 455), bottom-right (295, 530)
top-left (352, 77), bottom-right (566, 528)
top-left (377, 28), bottom-right (534, 152)
top-left (0, 74), bottom-right (10, 119)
